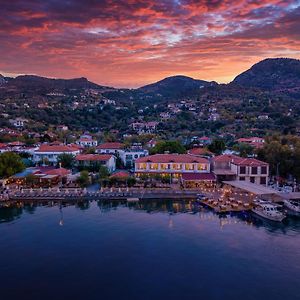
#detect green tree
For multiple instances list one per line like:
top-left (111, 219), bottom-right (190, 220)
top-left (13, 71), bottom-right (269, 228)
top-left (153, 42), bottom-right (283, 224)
top-left (232, 143), bottom-right (254, 157)
top-left (208, 139), bottom-right (226, 155)
top-left (57, 153), bottom-right (75, 169)
top-left (150, 141), bottom-right (186, 154)
top-left (77, 170), bottom-right (90, 187)
top-left (0, 152), bottom-right (25, 178)
top-left (99, 166), bottom-right (110, 179)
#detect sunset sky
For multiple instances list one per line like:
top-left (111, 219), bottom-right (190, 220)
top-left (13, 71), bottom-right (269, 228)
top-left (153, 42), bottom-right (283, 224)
top-left (1, 0), bottom-right (300, 88)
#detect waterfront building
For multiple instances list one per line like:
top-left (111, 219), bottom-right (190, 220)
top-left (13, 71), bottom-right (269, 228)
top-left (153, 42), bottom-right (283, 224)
top-left (212, 154), bottom-right (269, 185)
top-left (135, 154), bottom-right (211, 179)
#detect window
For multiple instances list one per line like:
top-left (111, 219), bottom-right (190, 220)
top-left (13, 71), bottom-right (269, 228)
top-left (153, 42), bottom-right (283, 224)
top-left (252, 167), bottom-right (258, 175)
top-left (240, 166), bottom-right (246, 174)
top-left (261, 166), bottom-right (267, 174)
top-left (260, 177), bottom-right (266, 185)
top-left (239, 177), bottom-right (245, 181)
top-left (250, 177), bottom-right (255, 183)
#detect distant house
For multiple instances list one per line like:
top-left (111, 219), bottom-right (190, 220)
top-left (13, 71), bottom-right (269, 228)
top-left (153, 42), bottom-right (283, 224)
top-left (236, 137), bottom-right (265, 148)
top-left (258, 114), bottom-right (269, 120)
top-left (160, 112), bottom-right (171, 120)
top-left (9, 118), bottom-right (27, 128)
top-left (57, 125), bottom-right (69, 132)
top-left (0, 143), bottom-right (8, 153)
top-left (75, 154), bottom-right (116, 172)
top-left (33, 145), bottom-right (80, 165)
top-left (146, 139), bottom-right (157, 148)
top-left (131, 121), bottom-right (159, 134)
top-left (76, 134), bottom-right (98, 148)
top-left (198, 136), bottom-right (212, 146)
top-left (208, 113), bottom-right (220, 121)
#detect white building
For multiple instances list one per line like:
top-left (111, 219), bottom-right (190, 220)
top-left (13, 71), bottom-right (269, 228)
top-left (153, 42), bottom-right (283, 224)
top-left (120, 149), bottom-right (149, 168)
top-left (33, 145), bottom-right (80, 165)
top-left (96, 142), bottom-right (125, 155)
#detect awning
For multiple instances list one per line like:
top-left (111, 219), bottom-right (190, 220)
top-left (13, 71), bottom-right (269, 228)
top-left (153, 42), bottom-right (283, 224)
top-left (182, 173), bottom-right (216, 181)
top-left (223, 180), bottom-right (278, 195)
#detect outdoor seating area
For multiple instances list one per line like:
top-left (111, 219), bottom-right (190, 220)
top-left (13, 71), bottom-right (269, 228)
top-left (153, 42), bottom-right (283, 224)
top-left (202, 197), bottom-right (252, 213)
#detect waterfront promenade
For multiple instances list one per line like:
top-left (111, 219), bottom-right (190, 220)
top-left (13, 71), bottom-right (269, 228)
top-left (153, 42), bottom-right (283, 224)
top-left (1, 187), bottom-right (199, 202)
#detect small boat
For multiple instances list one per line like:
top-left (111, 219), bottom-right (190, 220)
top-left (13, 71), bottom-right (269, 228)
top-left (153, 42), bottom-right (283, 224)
top-left (127, 197), bottom-right (140, 202)
top-left (283, 199), bottom-right (300, 213)
top-left (252, 202), bottom-right (286, 222)
top-left (196, 194), bottom-right (208, 202)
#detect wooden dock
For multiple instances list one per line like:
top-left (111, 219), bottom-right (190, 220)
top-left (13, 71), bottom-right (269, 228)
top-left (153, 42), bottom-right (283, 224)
top-left (200, 198), bottom-right (253, 213)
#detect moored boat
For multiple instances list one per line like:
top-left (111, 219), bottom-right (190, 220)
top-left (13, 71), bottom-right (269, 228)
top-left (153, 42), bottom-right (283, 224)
top-left (252, 202), bottom-right (286, 222)
top-left (283, 199), bottom-right (300, 213)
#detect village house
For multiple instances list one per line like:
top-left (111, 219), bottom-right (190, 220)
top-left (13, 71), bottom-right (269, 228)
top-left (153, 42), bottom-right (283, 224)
top-left (33, 145), bottom-right (80, 165)
top-left (198, 136), bottom-right (212, 146)
top-left (57, 125), bottom-right (69, 132)
top-left (236, 137), bottom-right (265, 148)
top-left (96, 142), bottom-right (125, 156)
top-left (131, 121), bottom-right (159, 134)
top-left (9, 118), bottom-right (28, 128)
top-left (76, 134), bottom-right (98, 148)
top-left (0, 143), bottom-right (8, 153)
top-left (75, 154), bottom-right (116, 172)
top-left (146, 139), bottom-right (157, 148)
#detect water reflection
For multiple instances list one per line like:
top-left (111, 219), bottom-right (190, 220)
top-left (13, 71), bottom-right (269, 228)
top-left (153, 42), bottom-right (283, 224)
top-left (0, 199), bottom-right (300, 233)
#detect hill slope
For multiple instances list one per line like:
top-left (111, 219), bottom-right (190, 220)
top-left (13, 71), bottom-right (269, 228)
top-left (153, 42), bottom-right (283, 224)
top-left (138, 75), bottom-right (217, 97)
top-left (1, 75), bottom-right (112, 92)
top-left (233, 58), bottom-right (300, 91)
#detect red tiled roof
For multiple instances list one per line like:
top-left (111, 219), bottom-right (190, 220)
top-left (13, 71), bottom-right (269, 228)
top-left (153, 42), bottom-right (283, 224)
top-left (0, 143), bottom-right (7, 149)
top-left (188, 148), bottom-right (213, 156)
top-left (182, 173), bottom-right (216, 181)
top-left (78, 138), bottom-right (96, 142)
top-left (199, 136), bottom-right (211, 140)
top-left (96, 142), bottom-right (124, 149)
top-left (9, 141), bottom-right (25, 146)
top-left (110, 171), bottom-right (130, 178)
top-left (75, 154), bottom-right (112, 161)
top-left (232, 158), bottom-right (268, 166)
top-left (45, 168), bottom-right (71, 177)
top-left (136, 154), bottom-right (209, 164)
top-left (213, 154), bottom-right (242, 163)
top-left (36, 145), bottom-right (80, 153)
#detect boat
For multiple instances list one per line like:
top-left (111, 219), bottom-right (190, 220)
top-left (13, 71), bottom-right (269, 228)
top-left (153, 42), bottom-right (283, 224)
top-left (196, 193), bottom-right (208, 202)
top-left (283, 199), bottom-right (300, 213)
top-left (252, 202), bottom-right (286, 222)
top-left (127, 197), bottom-right (140, 202)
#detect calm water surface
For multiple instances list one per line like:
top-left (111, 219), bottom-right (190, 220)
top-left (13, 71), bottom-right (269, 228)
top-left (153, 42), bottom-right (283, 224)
top-left (0, 200), bottom-right (299, 300)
